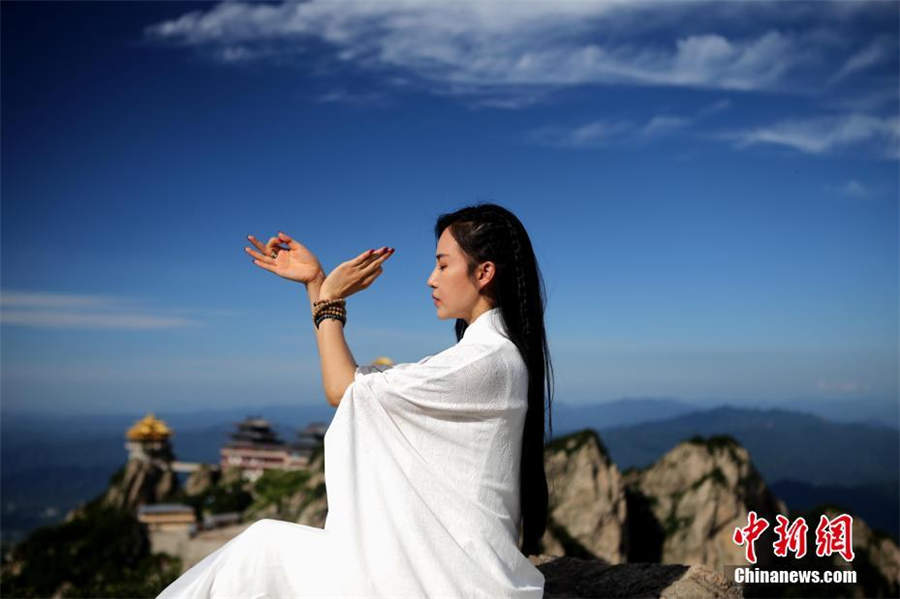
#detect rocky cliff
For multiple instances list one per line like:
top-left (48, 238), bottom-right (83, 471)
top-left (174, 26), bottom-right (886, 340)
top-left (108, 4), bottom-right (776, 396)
top-left (541, 429), bottom-right (900, 597)
top-left (64, 457), bottom-right (182, 522)
top-left (624, 435), bottom-right (787, 570)
top-left (541, 429), bottom-right (628, 563)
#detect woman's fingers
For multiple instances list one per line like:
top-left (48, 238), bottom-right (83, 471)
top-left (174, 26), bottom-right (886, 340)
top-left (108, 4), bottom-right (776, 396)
top-left (278, 231), bottom-right (302, 250)
top-left (360, 248), bottom-right (394, 274)
top-left (245, 246), bottom-right (276, 264)
top-left (359, 266), bottom-right (383, 288)
top-left (251, 259), bottom-right (279, 274)
top-left (355, 247), bottom-right (393, 268)
top-left (265, 236), bottom-right (286, 257)
top-left (247, 235), bottom-right (268, 254)
top-left (247, 234), bottom-right (285, 257)
top-left (350, 249), bottom-right (376, 266)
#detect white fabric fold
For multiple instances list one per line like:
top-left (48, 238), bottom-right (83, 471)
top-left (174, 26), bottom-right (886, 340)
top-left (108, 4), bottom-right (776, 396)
top-left (157, 307), bottom-right (545, 598)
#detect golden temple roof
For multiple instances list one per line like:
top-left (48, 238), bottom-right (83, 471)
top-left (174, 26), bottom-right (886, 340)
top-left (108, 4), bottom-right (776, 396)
top-left (372, 356), bottom-right (394, 366)
top-left (126, 412), bottom-right (172, 441)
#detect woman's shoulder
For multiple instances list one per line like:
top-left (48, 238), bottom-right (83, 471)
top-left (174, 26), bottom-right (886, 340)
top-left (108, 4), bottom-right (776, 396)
top-left (356, 331), bottom-right (523, 388)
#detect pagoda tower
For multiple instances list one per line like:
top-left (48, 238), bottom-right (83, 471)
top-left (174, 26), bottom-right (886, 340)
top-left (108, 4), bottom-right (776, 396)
top-left (125, 412), bottom-right (175, 464)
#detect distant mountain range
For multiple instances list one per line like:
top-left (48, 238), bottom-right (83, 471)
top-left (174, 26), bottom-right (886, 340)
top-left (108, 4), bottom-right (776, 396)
top-left (585, 405), bottom-right (898, 486)
top-left (2, 398), bottom-right (897, 544)
top-left (549, 396), bottom-right (898, 433)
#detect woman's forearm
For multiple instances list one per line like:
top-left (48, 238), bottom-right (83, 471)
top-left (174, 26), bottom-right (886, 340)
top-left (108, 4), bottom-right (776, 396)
top-left (307, 277), bottom-right (358, 407)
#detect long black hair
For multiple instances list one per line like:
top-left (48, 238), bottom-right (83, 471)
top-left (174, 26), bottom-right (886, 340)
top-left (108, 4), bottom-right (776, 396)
top-left (434, 202), bottom-right (554, 557)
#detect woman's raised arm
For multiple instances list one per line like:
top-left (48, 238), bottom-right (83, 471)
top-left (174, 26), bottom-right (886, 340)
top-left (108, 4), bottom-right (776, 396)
top-left (312, 245), bottom-right (395, 406)
top-left (245, 232), bottom-right (394, 407)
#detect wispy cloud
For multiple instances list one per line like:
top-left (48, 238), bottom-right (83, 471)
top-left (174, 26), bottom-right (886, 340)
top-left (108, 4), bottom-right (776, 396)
top-left (0, 311), bottom-right (199, 329)
top-left (640, 115), bottom-right (690, 137)
top-left (828, 87), bottom-right (900, 113)
top-left (316, 88), bottom-right (390, 106)
top-left (0, 290), bottom-right (202, 329)
top-left (525, 112), bottom-right (693, 148)
top-left (0, 291), bottom-right (121, 309)
top-left (526, 118), bottom-right (634, 148)
top-left (523, 95), bottom-right (729, 150)
top-left (719, 113), bottom-right (900, 159)
top-left (697, 98), bottom-right (732, 116)
top-left (836, 180), bottom-right (869, 199)
top-left (142, 0), bottom-right (885, 108)
top-left (824, 178), bottom-right (892, 200)
top-left (827, 36), bottom-right (896, 85)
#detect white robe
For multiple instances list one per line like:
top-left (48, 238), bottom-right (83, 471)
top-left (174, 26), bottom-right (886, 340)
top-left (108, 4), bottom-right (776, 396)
top-left (156, 307), bottom-right (545, 598)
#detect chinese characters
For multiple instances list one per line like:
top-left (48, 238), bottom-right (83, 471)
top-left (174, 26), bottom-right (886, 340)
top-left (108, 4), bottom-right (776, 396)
top-left (732, 512), bottom-right (854, 563)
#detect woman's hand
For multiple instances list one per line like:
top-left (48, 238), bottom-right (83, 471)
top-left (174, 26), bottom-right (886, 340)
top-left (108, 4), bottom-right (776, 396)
top-left (245, 231), bottom-right (325, 285)
top-left (319, 247), bottom-right (395, 300)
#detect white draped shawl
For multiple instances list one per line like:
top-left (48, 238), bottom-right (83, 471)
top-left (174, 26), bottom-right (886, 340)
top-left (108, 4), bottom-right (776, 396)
top-left (156, 307), bottom-right (544, 598)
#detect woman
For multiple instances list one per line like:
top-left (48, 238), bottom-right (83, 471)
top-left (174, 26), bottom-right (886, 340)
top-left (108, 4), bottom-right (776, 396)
top-left (157, 203), bottom-right (553, 598)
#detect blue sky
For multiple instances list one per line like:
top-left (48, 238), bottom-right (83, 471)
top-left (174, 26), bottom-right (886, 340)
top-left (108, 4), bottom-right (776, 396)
top-left (2, 0), bottom-right (897, 415)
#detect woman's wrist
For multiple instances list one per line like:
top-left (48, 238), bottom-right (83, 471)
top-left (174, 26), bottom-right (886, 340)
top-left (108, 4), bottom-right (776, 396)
top-left (306, 272), bottom-right (326, 304)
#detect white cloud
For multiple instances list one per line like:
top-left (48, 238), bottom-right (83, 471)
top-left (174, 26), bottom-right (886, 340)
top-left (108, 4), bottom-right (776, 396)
top-left (526, 112), bottom-right (693, 148)
top-left (143, 0), bottom-right (840, 108)
top-left (0, 311), bottom-right (199, 329)
top-left (526, 118), bottom-right (633, 148)
top-left (838, 180), bottom-right (868, 198)
top-left (722, 113), bottom-right (900, 158)
top-left (0, 290), bottom-right (201, 329)
top-left (316, 88), bottom-right (390, 106)
top-left (828, 36), bottom-right (896, 85)
top-left (0, 291), bottom-right (120, 308)
top-left (640, 115), bottom-right (689, 137)
top-left (824, 179), bottom-right (891, 200)
top-left (698, 98), bottom-right (732, 116)
top-left (828, 87), bottom-right (900, 112)
top-left (220, 45), bottom-right (253, 63)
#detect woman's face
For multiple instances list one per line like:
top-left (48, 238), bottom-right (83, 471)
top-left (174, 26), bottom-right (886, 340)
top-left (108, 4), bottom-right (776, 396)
top-left (427, 228), bottom-right (493, 322)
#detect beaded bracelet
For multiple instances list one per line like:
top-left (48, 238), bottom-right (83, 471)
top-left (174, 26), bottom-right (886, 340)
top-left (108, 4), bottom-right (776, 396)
top-left (312, 297), bottom-right (347, 330)
top-left (315, 312), bottom-right (346, 329)
top-left (312, 297), bottom-right (345, 317)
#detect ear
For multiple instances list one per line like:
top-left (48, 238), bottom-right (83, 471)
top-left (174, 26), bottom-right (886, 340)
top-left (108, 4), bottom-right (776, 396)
top-left (476, 261), bottom-right (496, 290)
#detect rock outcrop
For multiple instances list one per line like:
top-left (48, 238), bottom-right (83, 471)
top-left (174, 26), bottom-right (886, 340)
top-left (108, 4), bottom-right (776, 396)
top-left (844, 506), bottom-right (900, 596)
top-left (64, 457), bottom-right (181, 521)
top-left (624, 435), bottom-right (787, 571)
top-left (184, 463), bottom-right (220, 496)
top-left (240, 449), bottom-right (328, 526)
top-left (541, 429), bottom-right (628, 563)
top-left (101, 457), bottom-right (181, 512)
top-left (287, 451), bottom-right (328, 527)
top-left (543, 429), bottom-right (900, 597)
top-left (529, 554), bottom-right (742, 598)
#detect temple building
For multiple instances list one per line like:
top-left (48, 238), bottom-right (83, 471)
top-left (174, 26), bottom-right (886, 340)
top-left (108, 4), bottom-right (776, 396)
top-left (220, 416), bottom-right (322, 482)
top-left (137, 503), bottom-right (197, 533)
top-left (138, 503), bottom-right (197, 557)
top-left (125, 412), bottom-right (175, 464)
top-left (373, 356), bottom-right (394, 367)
